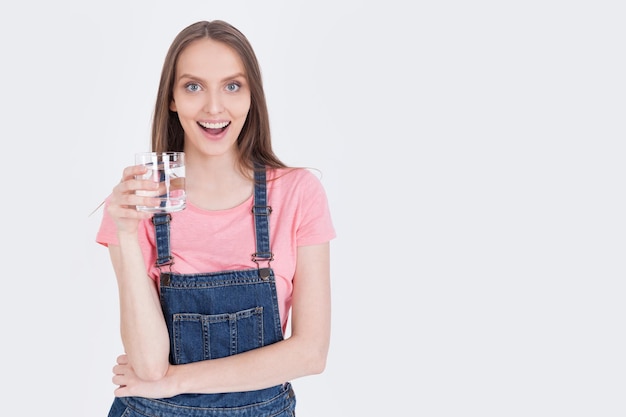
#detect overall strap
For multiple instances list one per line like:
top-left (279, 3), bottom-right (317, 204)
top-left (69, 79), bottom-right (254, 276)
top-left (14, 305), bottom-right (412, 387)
top-left (152, 213), bottom-right (173, 269)
top-left (153, 169), bottom-right (172, 270)
top-left (251, 164), bottom-right (273, 277)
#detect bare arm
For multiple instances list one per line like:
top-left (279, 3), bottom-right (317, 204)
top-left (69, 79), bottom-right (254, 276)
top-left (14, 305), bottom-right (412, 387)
top-left (112, 242), bottom-right (331, 397)
top-left (107, 164), bottom-right (172, 381)
top-left (109, 240), bottom-right (171, 381)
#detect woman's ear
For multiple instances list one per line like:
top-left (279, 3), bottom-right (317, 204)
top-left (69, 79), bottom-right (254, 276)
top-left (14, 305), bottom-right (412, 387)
top-left (170, 100), bottom-right (177, 112)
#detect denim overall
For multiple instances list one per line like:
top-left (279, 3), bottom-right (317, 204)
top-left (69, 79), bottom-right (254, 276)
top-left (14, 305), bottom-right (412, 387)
top-left (107, 167), bottom-right (296, 417)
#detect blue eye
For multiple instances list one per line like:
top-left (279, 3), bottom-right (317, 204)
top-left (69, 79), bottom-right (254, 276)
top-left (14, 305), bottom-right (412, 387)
top-left (185, 83), bottom-right (201, 92)
top-left (226, 82), bottom-right (240, 92)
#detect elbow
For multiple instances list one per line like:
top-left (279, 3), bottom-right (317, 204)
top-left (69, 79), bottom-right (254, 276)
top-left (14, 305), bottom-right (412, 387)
top-left (309, 356), bottom-right (327, 375)
top-left (305, 345), bottom-right (329, 375)
top-left (135, 366), bottom-right (168, 382)
top-left (132, 359), bottom-right (170, 382)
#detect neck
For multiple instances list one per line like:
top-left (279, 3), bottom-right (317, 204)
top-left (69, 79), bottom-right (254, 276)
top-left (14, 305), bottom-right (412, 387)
top-left (184, 154), bottom-right (254, 211)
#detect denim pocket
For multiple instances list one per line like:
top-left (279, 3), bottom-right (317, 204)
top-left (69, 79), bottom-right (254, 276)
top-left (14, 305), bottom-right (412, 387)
top-left (172, 306), bottom-right (264, 364)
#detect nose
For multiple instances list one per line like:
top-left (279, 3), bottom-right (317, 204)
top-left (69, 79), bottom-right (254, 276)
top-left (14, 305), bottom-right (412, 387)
top-left (203, 90), bottom-right (224, 115)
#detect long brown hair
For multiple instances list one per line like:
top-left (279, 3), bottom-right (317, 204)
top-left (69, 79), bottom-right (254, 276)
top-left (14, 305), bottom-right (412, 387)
top-left (151, 20), bottom-right (287, 177)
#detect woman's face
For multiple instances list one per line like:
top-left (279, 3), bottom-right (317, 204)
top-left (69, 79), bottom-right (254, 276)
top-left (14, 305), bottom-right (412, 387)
top-left (170, 38), bottom-right (251, 159)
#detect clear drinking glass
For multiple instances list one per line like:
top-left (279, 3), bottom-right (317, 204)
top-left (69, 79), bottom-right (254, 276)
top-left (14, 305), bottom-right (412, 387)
top-left (134, 152), bottom-right (186, 213)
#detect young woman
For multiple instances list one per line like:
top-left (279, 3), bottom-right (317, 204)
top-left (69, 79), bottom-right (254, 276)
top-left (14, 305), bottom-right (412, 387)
top-left (96, 20), bottom-right (335, 416)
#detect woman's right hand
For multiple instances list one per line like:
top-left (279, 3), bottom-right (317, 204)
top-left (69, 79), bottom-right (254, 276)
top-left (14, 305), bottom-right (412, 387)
top-left (107, 165), bottom-right (159, 233)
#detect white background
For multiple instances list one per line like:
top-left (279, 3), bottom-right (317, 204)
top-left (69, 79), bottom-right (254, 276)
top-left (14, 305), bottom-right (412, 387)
top-left (1, 1), bottom-right (624, 416)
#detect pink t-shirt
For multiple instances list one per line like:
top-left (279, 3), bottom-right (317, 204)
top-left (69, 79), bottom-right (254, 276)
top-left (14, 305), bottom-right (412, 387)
top-left (96, 168), bottom-right (336, 331)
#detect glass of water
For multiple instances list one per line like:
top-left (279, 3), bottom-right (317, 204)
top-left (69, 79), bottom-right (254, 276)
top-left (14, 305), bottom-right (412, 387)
top-left (134, 152), bottom-right (186, 213)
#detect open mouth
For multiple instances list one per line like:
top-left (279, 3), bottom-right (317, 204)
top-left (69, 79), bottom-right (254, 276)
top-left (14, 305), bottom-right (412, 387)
top-left (198, 121), bottom-right (230, 134)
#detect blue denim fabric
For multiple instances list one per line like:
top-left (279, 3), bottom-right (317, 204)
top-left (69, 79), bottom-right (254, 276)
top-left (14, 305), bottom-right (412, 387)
top-left (107, 383), bottom-right (295, 417)
top-left (107, 167), bottom-right (295, 416)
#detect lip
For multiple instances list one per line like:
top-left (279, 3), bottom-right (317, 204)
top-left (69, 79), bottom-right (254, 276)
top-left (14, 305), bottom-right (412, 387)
top-left (198, 120), bottom-right (230, 141)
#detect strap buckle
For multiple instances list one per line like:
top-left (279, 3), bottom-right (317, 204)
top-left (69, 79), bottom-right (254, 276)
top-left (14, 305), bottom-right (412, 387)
top-left (251, 205), bottom-right (272, 215)
top-left (251, 252), bottom-right (274, 278)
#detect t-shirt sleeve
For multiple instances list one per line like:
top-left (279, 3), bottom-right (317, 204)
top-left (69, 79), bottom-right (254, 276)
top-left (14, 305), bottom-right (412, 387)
top-left (295, 169), bottom-right (336, 246)
top-left (96, 196), bottom-right (119, 247)
top-left (95, 196), bottom-right (158, 281)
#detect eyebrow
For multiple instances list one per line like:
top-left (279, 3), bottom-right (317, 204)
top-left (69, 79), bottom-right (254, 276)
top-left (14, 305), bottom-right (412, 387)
top-left (177, 72), bottom-right (246, 83)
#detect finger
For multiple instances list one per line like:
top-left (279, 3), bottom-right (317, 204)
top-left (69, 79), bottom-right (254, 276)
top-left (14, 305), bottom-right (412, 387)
top-left (106, 205), bottom-right (155, 222)
top-left (117, 354), bottom-right (129, 365)
top-left (112, 374), bottom-right (124, 385)
top-left (112, 364), bottom-right (124, 375)
top-left (115, 177), bottom-right (159, 197)
top-left (115, 166), bottom-right (159, 199)
top-left (122, 165), bottom-right (149, 181)
top-left (107, 185), bottom-right (159, 218)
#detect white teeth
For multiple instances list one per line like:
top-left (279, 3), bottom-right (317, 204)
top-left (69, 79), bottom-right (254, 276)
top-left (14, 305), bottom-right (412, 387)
top-left (199, 121), bottom-right (229, 129)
